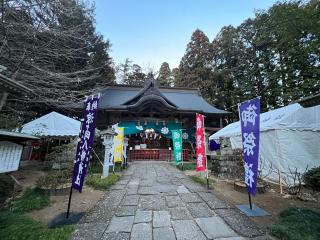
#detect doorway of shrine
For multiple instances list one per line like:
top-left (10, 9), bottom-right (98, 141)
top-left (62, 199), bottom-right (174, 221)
top-left (119, 121), bottom-right (195, 162)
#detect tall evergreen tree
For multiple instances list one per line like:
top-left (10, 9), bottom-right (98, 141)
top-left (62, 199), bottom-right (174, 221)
top-left (157, 62), bottom-right (172, 87)
top-left (209, 26), bottom-right (240, 110)
top-left (117, 59), bottom-right (146, 86)
top-left (176, 1), bottom-right (320, 115)
top-left (117, 58), bottom-right (132, 84)
top-left (128, 64), bottom-right (146, 85)
top-left (175, 29), bottom-right (212, 91)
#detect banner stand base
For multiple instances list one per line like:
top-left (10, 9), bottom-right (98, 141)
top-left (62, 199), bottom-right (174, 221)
top-left (235, 204), bottom-right (271, 217)
top-left (49, 212), bottom-right (85, 228)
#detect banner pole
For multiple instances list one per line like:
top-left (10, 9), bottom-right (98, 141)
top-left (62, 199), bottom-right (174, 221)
top-left (248, 191), bottom-right (252, 210)
top-left (203, 116), bottom-right (209, 189)
top-left (181, 129), bottom-right (184, 170)
top-left (182, 156), bottom-right (184, 171)
top-left (66, 186), bottom-right (73, 218)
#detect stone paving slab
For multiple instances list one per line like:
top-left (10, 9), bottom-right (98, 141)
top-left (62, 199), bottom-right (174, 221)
top-left (169, 206), bottom-right (193, 220)
top-left (171, 178), bottom-right (183, 186)
top-left (72, 222), bottom-right (107, 240)
top-left (118, 179), bottom-right (129, 185)
top-left (101, 232), bottom-right (130, 240)
top-left (154, 184), bottom-right (177, 194)
top-left (198, 191), bottom-right (229, 209)
top-left (138, 195), bottom-right (167, 211)
top-left (106, 216), bottom-right (134, 233)
top-left (138, 186), bottom-right (159, 195)
top-left (177, 185), bottom-right (190, 193)
top-left (153, 227), bottom-right (176, 240)
top-left (215, 208), bottom-right (266, 238)
top-left (153, 211), bottom-right (171, 228)
top-left (116, 205), bottom-right (137, 216)
top-left (128, 179), bottom-right (140, 186)
top-left (172, 220), bottom-right (206, 240)
top-left (110, 184), bottom-right (127, 190)
top-left (126, 186), bottom-right (138, 195)
top-left (186, 202), bottom-right (215, 218)
top-left (122, 194), bottom-right (140, 206)
top-left (139, 180), bottom-right (154, 187)
top-left (134, 210), bottom-right (152, 223)
top-left (131, 223), bottom-right (152, 240)
top-left (195, 216), bottom-right (238, 239)
top-left (157, 177), bottom-right (171, 183)
top-left (179, 193), bottom-right (202, 203)
top-left (165, 195), bottom-right (185, 207)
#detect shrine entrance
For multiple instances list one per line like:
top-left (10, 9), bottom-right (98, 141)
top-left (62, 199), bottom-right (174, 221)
top-left (119, 121), bottom-right (194, 161)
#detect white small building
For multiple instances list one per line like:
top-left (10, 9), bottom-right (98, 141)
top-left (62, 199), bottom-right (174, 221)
top-left (0, 130), bottom-right (39, 173)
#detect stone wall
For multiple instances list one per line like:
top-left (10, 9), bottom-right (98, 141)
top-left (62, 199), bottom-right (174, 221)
top-left (45, 142), bottom-right (77, 170)
top-left (210, 137), bottom-right (243, 180)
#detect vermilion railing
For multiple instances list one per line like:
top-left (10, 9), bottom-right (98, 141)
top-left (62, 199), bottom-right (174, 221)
top-left (127, 149), bottom-right (189, 161)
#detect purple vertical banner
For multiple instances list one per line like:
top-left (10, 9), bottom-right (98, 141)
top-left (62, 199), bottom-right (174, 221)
top-left (72, 96), bottom-right (99, 192)
top-left (239, 97), bottom-right (260, 196)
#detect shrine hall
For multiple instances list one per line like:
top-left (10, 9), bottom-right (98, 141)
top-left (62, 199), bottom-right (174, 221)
top-left (74, 79), bottom-right (229, 161)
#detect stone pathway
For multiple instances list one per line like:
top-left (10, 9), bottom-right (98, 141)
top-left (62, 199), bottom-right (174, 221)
top-left (72, 162), bottom-right (269, 240)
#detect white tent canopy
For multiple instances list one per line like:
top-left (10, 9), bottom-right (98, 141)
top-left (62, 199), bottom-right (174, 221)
top-left (21, 111), bottom-right (81, 137)
top-left (210, 103), bottom-right (320, 184)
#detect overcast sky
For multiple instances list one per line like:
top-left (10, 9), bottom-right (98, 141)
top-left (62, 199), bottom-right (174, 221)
top-left (93, 0), bottom-right (277, 70)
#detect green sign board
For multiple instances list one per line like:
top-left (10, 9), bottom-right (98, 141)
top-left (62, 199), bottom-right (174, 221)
top-left (172, 129), bottom-right (183, 164)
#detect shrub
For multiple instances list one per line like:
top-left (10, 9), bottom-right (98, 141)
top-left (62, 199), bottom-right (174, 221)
top-left (270, 207), bottom-right (320, 240)
top-left (11, 188), bottom-right (49, 213)
top-left (86, 174), bottom-right (119, 190)
top-left (303, 166), bottom-right (320, 191)
top-left (36, 170), bottom-right (71, 189)
top-left (43, 142), bottom-right (76, 171)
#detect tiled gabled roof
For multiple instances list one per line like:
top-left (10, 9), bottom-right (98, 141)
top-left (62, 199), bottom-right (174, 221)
top-left (95, 79), bottom-right (229, 115)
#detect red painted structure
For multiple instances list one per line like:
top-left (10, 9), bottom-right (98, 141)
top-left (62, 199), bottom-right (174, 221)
top-left (128, 149), bottom-right (190, 161)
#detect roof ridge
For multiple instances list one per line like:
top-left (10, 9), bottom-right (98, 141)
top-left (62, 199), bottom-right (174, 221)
top-left (122, 78), bottom-right (177, 108)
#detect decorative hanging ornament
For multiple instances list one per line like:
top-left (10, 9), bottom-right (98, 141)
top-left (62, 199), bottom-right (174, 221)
top-left (161, 127), bottom-right (169, 135)
top-left (182, 132), bottom-right (189, 140)
top-left (136, 125), bottom-right (143, 131)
